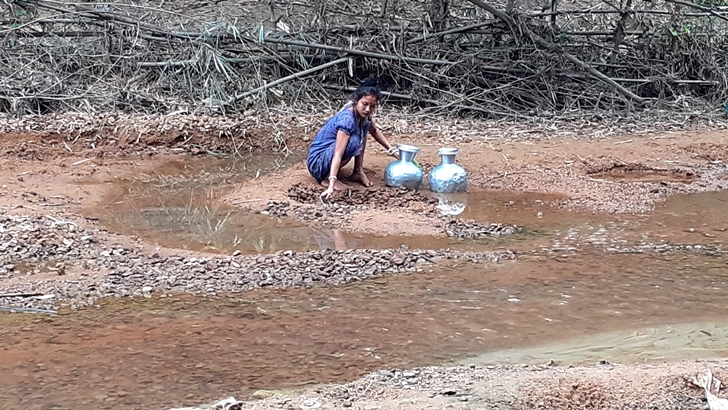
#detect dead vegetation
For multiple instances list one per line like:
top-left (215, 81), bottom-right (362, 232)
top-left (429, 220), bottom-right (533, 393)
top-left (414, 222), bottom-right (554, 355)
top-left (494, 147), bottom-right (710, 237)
top-left (1, 0), bottom-right (728, 120)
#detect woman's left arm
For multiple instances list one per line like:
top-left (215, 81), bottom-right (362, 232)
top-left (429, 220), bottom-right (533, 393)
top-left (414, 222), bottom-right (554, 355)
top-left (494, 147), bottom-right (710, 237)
top-left (369, 120), bottom-right (395, 153)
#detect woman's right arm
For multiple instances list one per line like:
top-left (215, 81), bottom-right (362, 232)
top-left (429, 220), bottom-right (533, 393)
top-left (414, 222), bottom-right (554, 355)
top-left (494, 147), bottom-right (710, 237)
top-left (322, 130), bottom-right (350, 199)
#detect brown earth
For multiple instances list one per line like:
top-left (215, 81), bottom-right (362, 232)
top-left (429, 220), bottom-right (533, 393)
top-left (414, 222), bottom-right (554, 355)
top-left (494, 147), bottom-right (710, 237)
top-left (204, 360), bottom-right (728, 410)
top-left (1, 111), bottom-right (728, 410)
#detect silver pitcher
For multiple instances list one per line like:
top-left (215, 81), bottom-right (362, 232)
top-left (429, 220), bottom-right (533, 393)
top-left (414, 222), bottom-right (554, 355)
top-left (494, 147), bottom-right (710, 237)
top-left (429, 147), bottom-right (467, 193)
top-left (385, 144), bottom-right (423, 190)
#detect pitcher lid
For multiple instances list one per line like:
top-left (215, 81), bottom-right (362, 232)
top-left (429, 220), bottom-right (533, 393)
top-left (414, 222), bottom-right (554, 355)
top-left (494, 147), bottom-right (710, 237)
top-left (437, 147), bottom-right (459, 155)
top-left (397, 144), bottom-right (420, 153)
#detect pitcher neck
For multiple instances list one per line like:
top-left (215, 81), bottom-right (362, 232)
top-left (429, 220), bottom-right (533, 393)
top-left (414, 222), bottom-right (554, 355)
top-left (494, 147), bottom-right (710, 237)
top-left (440, 154), bottom-right (456, 165)
top-left (401, 151), bottom-right (417, 163)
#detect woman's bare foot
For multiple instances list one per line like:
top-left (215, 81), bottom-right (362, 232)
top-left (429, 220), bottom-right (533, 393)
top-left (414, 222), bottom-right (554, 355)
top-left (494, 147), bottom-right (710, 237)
top-left (320, 178), bottom-right (348, 190)
top-left (350, 171), bottom-right (373, 187)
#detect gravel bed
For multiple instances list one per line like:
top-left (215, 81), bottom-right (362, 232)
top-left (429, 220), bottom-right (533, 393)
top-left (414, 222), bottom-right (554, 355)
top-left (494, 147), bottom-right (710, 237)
top-left (260, 199), bottom-right (522, 237)
top-left (443, 218), bottom-right (522, 238)
top-left (0, 214), bottom-right (516, 311)
top-left (179, 360), bottom-right (717, 410)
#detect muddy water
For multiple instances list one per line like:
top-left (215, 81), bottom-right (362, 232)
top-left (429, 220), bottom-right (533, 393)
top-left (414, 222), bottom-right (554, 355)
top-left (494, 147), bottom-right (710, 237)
top-left (6, 157), bottom-right (726, 409)
top-left (2, 249), bottom-right (728, 410)
top-left (88, 155), bottom-right (728, 256)
top-left (87, 157), bottom-right (547, 254)
top-left (87, 155), bottom-right (327, 254)
top-left (86, 156), bottom-right (614, 254)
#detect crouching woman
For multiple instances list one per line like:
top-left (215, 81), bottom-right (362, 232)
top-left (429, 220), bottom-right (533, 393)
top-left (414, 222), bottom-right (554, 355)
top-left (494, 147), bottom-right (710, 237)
top-left (306, 79), bottom-right (398, 200)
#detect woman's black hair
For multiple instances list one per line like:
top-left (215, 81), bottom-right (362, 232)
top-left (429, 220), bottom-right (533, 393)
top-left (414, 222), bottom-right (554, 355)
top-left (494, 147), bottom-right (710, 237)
top-left (352, 78), bottom-right (382, 102)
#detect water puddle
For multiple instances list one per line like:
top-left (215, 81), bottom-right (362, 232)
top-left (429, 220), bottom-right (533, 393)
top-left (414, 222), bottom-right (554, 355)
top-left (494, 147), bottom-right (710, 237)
top-left (87, 156), bottom-right (556, 255)
top-left (2, 248), bottom-right (728, 409)
top-left (87, 155), bottom-right (329, 254)
top-left (84, 154), bottom-right (728, 258)
top-left (461, 321), bottom-right (728, 366)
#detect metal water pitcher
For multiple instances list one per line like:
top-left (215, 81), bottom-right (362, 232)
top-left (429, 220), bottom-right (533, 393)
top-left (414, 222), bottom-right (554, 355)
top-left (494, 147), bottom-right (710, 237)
top-left (384, 144), bottom-right (423, 190)
top-left (429, 147), bottom-right (467, 193)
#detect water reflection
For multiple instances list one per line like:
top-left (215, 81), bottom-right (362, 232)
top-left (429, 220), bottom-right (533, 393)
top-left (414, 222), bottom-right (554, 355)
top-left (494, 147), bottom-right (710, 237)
top-left (431, 192), bottom-right (467, 216)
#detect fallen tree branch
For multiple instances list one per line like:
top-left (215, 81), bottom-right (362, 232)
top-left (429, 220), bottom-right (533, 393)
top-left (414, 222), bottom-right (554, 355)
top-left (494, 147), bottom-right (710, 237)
top-left (663, 0), bottom-right (728, 23)
top-left (526, 9), bottom-right (716, 18)
top-left (464, 0), bottom-right (648, 105)
top-left (0, 292), bottom-right (44, 298)
top-left (259, 37), bottom-right (456, 65)
top-left (137, 54), bottom-right (329, 68)
top-left (228, 57), bottom-right (349, 104)
top-left (406, 20), bottom-right (499, 44)
top-left (1, 0), bottom-right (725, 116)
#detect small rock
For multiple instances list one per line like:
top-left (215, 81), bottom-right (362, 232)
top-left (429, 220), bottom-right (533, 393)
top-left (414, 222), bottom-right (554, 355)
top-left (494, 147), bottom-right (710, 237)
top-left (299, 398), bottom-right (321, 409)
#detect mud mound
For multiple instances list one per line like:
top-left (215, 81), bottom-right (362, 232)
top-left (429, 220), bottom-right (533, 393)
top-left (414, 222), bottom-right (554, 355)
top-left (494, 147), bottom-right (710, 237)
top-left (260, 201), bottom-right (291, 217)
top-left (523, 374), bottom-right (705, 410)
top-left (588, 164), bottom-right (697, 184)
top-left (443, 219), bottom-right (521, 238)
top-left (288, 183), bottom-right (438, 209)
top-left (683, 142), bottom-right (728, 162)
top-left (256, 201), bottom-right (346, 228)
top-left (258, 199), bottom-right (522, 238)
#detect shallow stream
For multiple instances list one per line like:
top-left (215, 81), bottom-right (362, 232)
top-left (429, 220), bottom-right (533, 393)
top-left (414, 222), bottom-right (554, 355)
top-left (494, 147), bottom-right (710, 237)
top-left (1, 156), bottom-right (727, 410)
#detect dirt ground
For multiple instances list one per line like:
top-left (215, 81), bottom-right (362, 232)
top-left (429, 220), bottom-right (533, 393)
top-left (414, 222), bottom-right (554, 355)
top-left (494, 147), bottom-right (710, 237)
top-left (195, 360), bottom-right (728, 410)
top-left (1, 111), bottom-right (728, 409)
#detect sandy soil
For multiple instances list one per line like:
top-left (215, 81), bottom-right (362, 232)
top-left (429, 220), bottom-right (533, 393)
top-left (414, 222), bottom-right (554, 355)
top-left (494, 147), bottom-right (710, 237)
top-left (190, 360), bottom-right (728, 410)
top-left (1, 111), bottom-right (728, 410)
top-left (226, 127), bottom-right (728, 219)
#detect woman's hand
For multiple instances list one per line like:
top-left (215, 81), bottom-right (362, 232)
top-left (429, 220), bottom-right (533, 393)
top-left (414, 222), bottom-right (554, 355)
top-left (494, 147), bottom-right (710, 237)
top-left (385, 146), bottom-right (400, 159)
top-left (321, 175), bottom-right (345, 200)
top-left (321, 185), bottom-right (335, 200)
top-left (371, 122), bottom-right (398, 159)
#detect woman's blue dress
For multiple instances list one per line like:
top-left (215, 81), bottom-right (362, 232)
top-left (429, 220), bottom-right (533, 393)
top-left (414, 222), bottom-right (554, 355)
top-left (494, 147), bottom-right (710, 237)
top-left (307, 105), bottom-right (371, 182)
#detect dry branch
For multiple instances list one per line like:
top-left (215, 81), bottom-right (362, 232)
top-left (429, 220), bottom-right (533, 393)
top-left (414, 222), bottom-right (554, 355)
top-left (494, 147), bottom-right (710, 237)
top-left (663, 0), bottom-right (728, 23)
top-left (259, 37), bottom-right (455, 65)
top-left (228, 57), bottom-right (349, 104)
top-left (0, 0), bottom-right (726, 118)
top-left (464, 0), bottom-right (647, 105)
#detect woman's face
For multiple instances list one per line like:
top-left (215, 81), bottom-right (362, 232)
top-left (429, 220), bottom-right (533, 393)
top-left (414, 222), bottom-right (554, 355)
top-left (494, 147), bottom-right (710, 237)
top-left (354, 94), bottom-right (378, 118)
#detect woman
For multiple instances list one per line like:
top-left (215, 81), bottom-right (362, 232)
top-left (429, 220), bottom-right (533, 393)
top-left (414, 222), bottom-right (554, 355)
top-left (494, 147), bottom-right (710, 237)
top-left (307, 79), bottom-right (398, 200)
